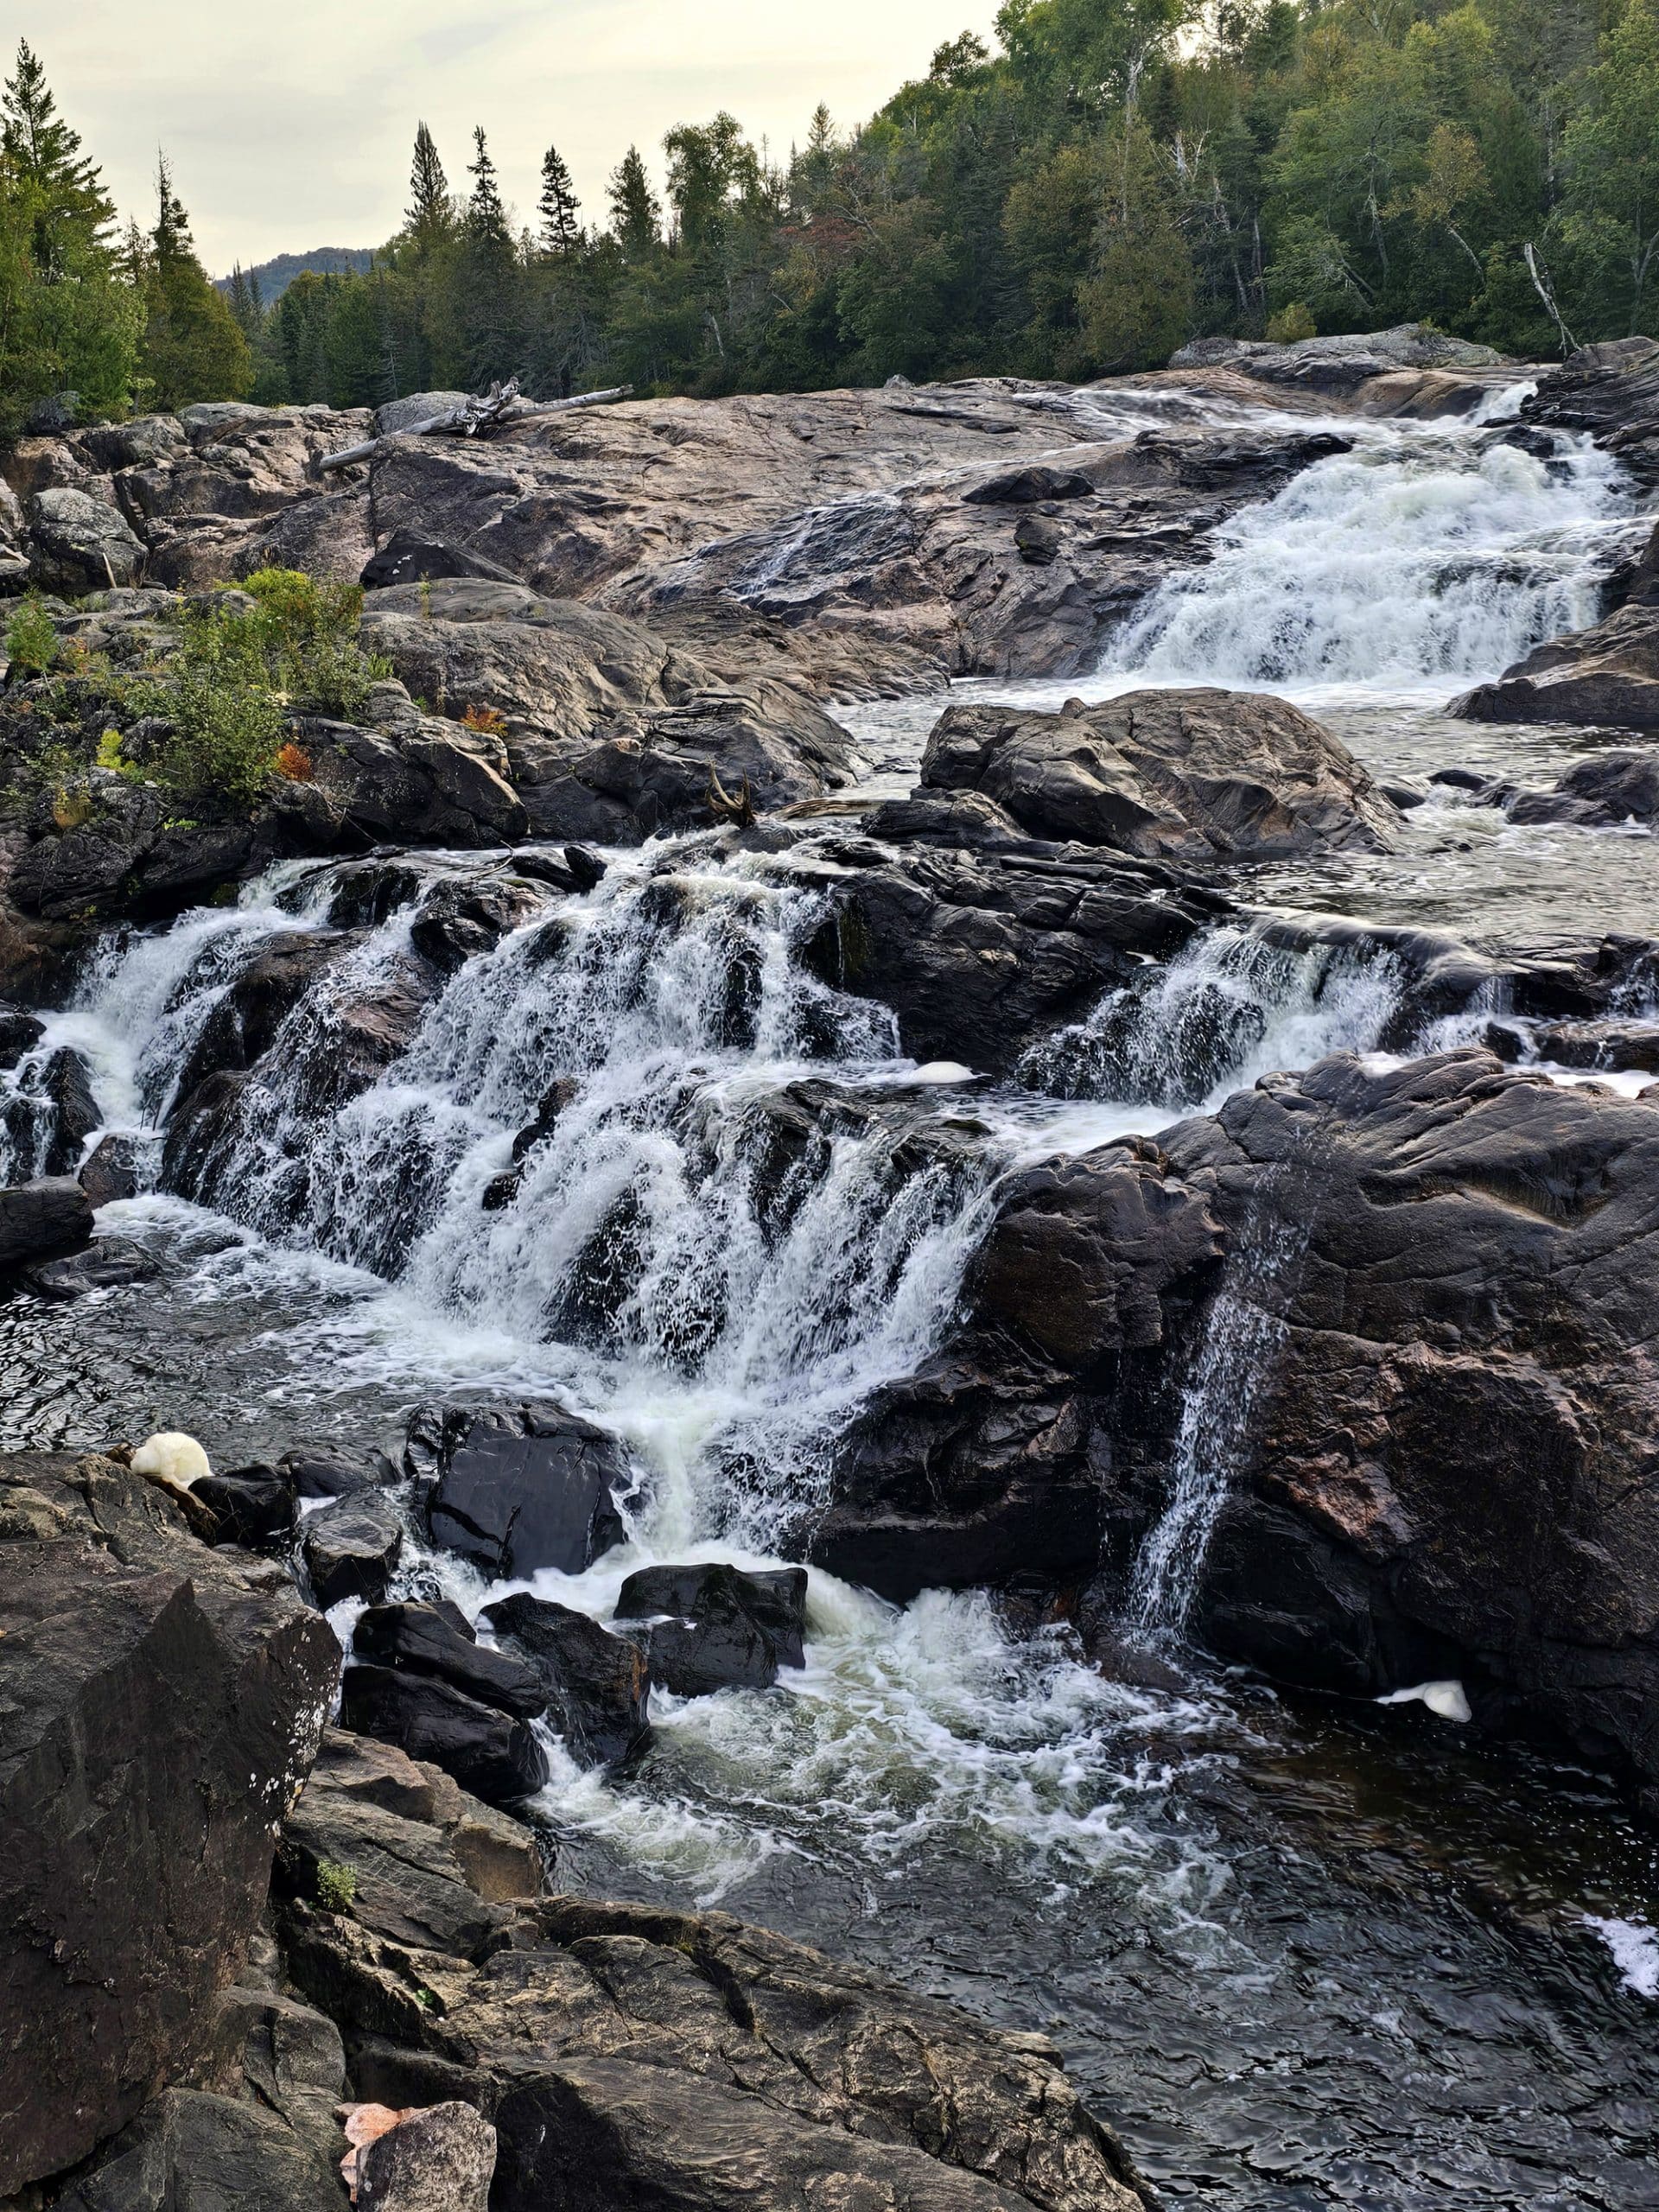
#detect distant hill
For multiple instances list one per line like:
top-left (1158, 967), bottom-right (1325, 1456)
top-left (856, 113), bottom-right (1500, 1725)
top-left (214, 247), bottom-right (376, 304)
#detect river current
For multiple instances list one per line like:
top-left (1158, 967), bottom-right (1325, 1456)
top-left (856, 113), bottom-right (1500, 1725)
top-left (4, 386), bottom-right (1657, 2207)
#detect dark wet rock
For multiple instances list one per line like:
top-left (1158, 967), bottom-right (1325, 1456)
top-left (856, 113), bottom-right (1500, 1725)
top-left (410, 1404), bottom-right (631, 1580)
top-left (480, 1593), bottom-right (651, 1768)
top-left (0, 1449), bottom-right (337, 2195)
top-left (823, 842), bottom-right (1230, 1071)
top-left (613, 1562), bottom-right (808, 1694)
top-left (52, 2088), bottom-right (343, 2212)
top-left (173, 930), bottom-right (346, 1098)
top-left (916, 691), bottom-right (1397, 861)
top-left (509, 842), bottom-right (606, 893)
top-left (1506, 748), bottom-right (1659, 825)
top-left (0, 1173), bottom-right (92, 1272)
top-left (1156, 1050), bottom-right (1659, 1813)
top-left (277, 1888), bottom-right (1146, 2212)
top-left (353, 1601), bottom-right (547, 1720)
top-left (302, 1494), bottom-right (404, 1608)
top-left (195, 1466), bottom-right (301, 1548)
top-left (358, 2101), bottom-right (497, 2212)
top-left (409, 876), bottom-right (541, 975)
top-left (7, 772), bottom-right (167, 920)
top-left (79, 1130), bottom-right (143, 1206)
top-left (273, 712), bottom-right (529, 849)
top-left (963, 464), bottom-right (1096, 504)
top-left (279, 1444), bottom-right (394, 1498)
top-left (1532, 1018), bottom-right (1659, 1073)
top-left (1456, 601), bottom-right (1659, 730)
top-left (510, 1075), bottom-right (582, 1162)
top-left (23, 1234), bottom-right (161, 1300)
top-left (1014, 512), bottom-right (1064, 564)
top-left (1522, 334), bottom-right (1659, 483)
top-left (339, 1665), bottom-right (549, 1807)
top-left (37, 1043), bottom-right (101, 1176)
top-left (26, 486), bottom-right (145, 592)
top-left (0, 1001), bottom-right (44, 1067)
top-left (816, 1139), bottom-right (1224, 1600)
top-left (360, 528), bottom-right (521, 589)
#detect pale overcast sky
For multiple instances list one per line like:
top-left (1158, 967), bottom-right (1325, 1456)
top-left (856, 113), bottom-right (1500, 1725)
top-left (27, 1), bottom-right (1005, 274)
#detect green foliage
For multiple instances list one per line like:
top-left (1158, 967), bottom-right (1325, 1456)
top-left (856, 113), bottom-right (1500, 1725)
top-left (137, 155), bottom-right (253, 409)
top-left (1267, 301), bottom-right (1318, 342)
top-left (5, 593), bottom-right (57, 675)
top-left (314, 1859), bottom-right (358, 1913)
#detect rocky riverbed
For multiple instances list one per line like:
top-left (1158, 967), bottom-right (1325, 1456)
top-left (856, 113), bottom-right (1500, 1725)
top-left (4, 327), bottom-right (1659, 2209)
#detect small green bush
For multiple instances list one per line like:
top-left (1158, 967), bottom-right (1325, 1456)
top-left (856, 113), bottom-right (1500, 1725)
top-left (1266, 302), bottom-right (1318, 344)
top-left (314, 1859), bottom-right (358, 1913)
top-left (6, 594), bottom-right (58, 677)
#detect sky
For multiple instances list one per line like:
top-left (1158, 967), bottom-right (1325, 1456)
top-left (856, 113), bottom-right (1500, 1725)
top-left (28, 1), bottom-right (1006, 276)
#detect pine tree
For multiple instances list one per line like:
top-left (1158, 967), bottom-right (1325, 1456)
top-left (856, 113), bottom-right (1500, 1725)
top-left (140, 152), bottom-right (253, 409)
top-left (407, 121), bottom-right (453, 242)
top-left (457, 127), bottom-right (521, 383)
top-left (538, 141), bottom-right (582, 256)
top-left (607, 145), bottom-right (661, 257)
top-left (2, 39), bottom-right (114, 270)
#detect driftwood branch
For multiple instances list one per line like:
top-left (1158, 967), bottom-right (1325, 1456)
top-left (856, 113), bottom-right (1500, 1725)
top-left (319, 381), bottom-right (632, 473)
top-left (706, 766), bottom-right (755, 829)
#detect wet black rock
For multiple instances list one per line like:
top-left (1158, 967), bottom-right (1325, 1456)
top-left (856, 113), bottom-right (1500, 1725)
top-left (22, 1234), bottom-right (159, 1300)
top-left (353, 1600), bottom-right (548, 1719)
top-left (79, 1131), bottom-right (143, 1207)
top-left (1532, 1018), bottom-right (1659, 1073)
top-left (1522, 334), bottom-right (1659, 483)
top-left (195, 1466), bottom-right (301, 1548)
top-left (280, 1446), bottom-right (385, 1499)
top-left (339, 1665), bottom-right (549, 1806)
top-left (963, 464), bottom-right (1096, 505)
top-left (0, 1001), bottom-right (44, 1068)
top-left (1158, 1050), bottom-right (1659, 1813)
top-left (480, 1592), bottom-right (651, 1767)
top-left (0, 1450), bottom-right (337, 2196)
top-left (0, 1173), bottom-right (92, 1272)
top-left (409, 1404), bottom-right (630, 1580)
top-left (37, 1044), bottom-right (101, 1176)
top-left (613, 1562), bottom-right (809, 1694)
top-left (302, 1495), bottom-right (404, 1608)
top-left (360, 528), bottom-right (521, 589)
top-left (816, 1139), bottom-right (1224, 1600)
top-left (510, 843), bottom-right (606, 893)
top-left (1507, 748), bottom-right (1659, 826)
top-left (53, 2088), bottom-right (344, 2212)
top-left (408, 876), bottom-right (541, 975)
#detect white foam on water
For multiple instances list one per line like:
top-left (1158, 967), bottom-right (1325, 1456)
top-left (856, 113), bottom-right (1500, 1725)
top-left (1584, 1916), bottom-right (1659, 1999)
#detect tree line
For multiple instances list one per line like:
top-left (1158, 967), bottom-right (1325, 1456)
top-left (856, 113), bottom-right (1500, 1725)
top-left (4, 1), bottom-right (1659, 432)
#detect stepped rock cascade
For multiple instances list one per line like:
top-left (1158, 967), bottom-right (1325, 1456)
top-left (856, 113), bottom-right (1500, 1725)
top-left (6, 362), bottom-right (1659, 2211)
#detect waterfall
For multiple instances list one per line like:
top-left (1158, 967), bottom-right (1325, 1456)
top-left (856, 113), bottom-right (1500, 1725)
top-left (1103, 422), bottom-right (1638, 692)
top-left (1020, 925), bottom-right (1404, 1112)
top-left (52, 842), bottom-right (1001, 1554)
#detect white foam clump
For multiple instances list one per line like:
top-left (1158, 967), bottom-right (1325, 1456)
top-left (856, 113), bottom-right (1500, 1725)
top-left (1583, 1915), bottom-right (1659, 1999)
top-left (131, 1431), bottom-right (212, 1486)
top-left (1376, 1678), bottom-right (1472, 1723)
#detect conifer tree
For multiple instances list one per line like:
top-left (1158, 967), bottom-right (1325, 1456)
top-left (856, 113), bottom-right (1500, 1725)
top-left (456, 127), bottom-right (520, 382)
top-left (407, 121), bottom-right (453, 242)
top-left (538, 142), bottom-right (582, 255)
top-left (2, 38), bottom-right (114, 270)
top-left (607, 145), bottom-right (661, 257)
top-left (139, 152), bottom-right (253, 409)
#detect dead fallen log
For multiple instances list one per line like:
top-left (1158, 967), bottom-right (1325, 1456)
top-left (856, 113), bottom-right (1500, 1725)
top-left (319, 381), bottom-right (632, 472)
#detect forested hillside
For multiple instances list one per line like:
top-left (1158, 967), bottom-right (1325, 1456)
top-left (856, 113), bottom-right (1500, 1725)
top-left (3, 0), bottom-right (1657, 429)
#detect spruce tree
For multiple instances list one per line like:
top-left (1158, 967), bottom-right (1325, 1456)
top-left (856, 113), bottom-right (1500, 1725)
top-left (457, 127), bottom-right (520, 383)
top-left (407, 121), bottom-right (453, 242)
top-left (140, 153), bottom-right (253, 409)
top-left (607, 146), bottom-right (661, 258)
top-left (2, 39), bottom-right (114, 270)
top-left (538, 142), bottom-right (582, 256)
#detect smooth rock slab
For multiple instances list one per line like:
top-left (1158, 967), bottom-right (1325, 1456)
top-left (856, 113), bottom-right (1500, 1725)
top-left (354, 1600), bottom-right (548, 1719)
top-left (410, 1403), bottom-right (630, 1580)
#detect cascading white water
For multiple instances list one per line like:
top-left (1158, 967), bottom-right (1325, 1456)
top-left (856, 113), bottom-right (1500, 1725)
top-left (1103, 419), bottom-right (1638, 694)
top-left (1020, 924), bottom-right (1404, 1112)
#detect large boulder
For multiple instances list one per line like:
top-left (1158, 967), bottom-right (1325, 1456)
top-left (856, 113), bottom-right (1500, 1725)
top-left (814, 1138), bottom-right (1224, 1599)
top-left (913, 691), bottom-right (1398, 861)
top-left (1170, 322), bottom-right (1508, 398)
top-left (302, 1495), bottom-right (404, 1608)
top-left (0, 1451), bottom-right (338, 2195)
top-left (0, 1174), bottom-right (92, 1272)
top-left (353, 1601), bottom-right (548, 1719)
top-left (480, 1594), bottom-right (650, 1768)
top-left (27, 486), bottom-right (145, 592)
top-left (613, 1562), bottom-right (808, 1694)
top-left (409, 1404), bottom-right (631, 1580)
top-left (1154, 1051), bottom-right (1659, 1811)
top-left (1455, 592), bottom-right (1659, 730)
top-left (339, 1666), bottom-right (549, 1807)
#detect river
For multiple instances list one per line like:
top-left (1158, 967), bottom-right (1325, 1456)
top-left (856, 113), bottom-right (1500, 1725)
top-left (3, 383), bottom-right (1657, 2208)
